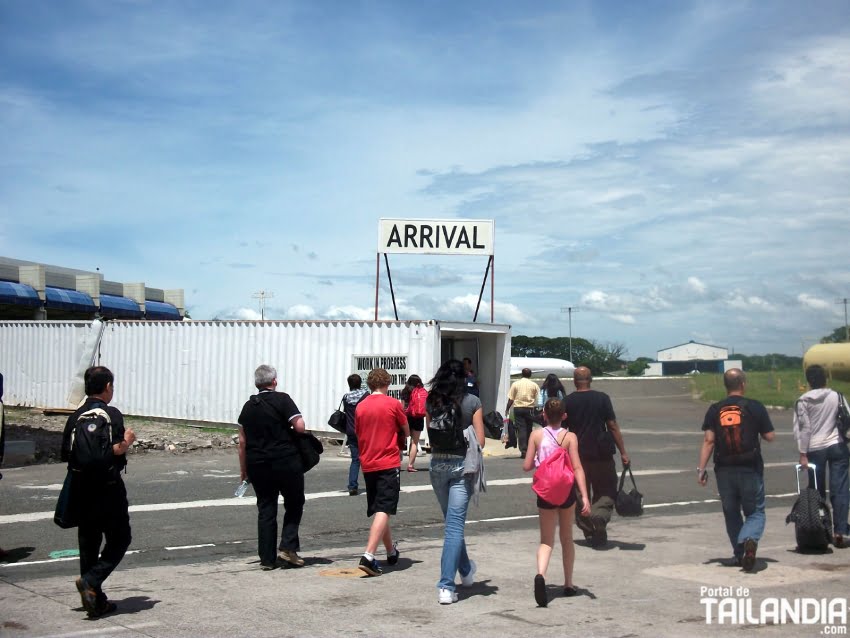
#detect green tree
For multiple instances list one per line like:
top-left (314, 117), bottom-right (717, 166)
top-left (737, 353), bottom-right (802, 371)
top-left (627, 357), bottom-right (653, 376)
top-left (821, 326), bottom-right (849, 343)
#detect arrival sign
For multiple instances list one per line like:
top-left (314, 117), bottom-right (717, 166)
top-left (379, 218), bottom-right (494, 256)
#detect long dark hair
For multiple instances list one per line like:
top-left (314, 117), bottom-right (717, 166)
top-left (426, 359), bottom-right (465, 413)
top-left (400, 374), bottom-right (423, 402)
top-left (542, 373), bottom-right (566, 397)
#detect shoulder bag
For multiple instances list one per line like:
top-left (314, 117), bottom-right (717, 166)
top-left (836, 391), bottom-right (850, 443)
top-left (54, 470), bottom-right (80, 528)
top-left (327, 399), bottom-right (346, 434)
top-left (615, 464), bottom-right (644, 516)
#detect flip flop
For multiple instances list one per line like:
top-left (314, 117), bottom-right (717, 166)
top-left (406, 466), bottom-right (419, 472)
top-left (564, 585), bottom-right (578, 597)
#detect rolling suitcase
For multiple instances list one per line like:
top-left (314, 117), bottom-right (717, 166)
top-left (785, 463), bottom-right (832, 552)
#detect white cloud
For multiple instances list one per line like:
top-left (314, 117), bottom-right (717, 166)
top-left (611, 314), bottom-right (636, 325)
top-left (687, 276), bottom-right (707, 295)
top-left (797, 293), bottom-right (831, 311)
top-left (325, 305), bottom-right (375, 321)
top-left (284, 304), bottom-right (316, 320)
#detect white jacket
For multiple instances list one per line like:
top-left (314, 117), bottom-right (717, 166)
top-left (793, 388), bottom-right (847, 453)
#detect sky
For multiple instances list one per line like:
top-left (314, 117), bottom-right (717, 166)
top-left (1, 0), bottom-right (849, 359)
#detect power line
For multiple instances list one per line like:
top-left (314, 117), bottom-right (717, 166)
top-left (560, 306), bottom-right (580, 362)
top-left (252, 290), bottom-right (274, 320)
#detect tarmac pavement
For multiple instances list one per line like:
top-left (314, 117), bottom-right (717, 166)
top-left (2, 504), bottom-right (849, 637)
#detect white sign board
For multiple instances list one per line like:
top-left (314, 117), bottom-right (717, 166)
top-left (379, 218), bottom-right (494, 256)
top-left (352, 354), bottom-right (409, 400)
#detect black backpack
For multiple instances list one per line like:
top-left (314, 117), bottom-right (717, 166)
top-left (70, 406), bottom-right (115, 476)
top-left (713, 399), bottom-right (760, 467)
top-left (427, 400), bottom-right (466, 452)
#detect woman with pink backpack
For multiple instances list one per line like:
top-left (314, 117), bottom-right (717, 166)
top-left (401, 375), bottom-right (428, 472)
top-left (523, 397), bottom-right (590, 607)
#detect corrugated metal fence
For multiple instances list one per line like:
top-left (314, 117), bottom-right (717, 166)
top-left (0, 320), bottom-right (439, 432)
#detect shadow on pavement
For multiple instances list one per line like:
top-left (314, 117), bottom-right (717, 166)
top-left (0, 546), bottom-right (35, 564)
top-left (458, 579), bottom-right (498, 600)
top-left (385, 557), bottom-right (421, 573)
top-left (109, 596), bottom-right (161, 616)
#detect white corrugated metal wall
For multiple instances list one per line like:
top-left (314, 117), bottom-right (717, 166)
top-left (0, 320), bottom-right (511, 433)
top-left (0, 321), bottom-right (92, 407)
top-left (93, 320), bottom-right (439, 430)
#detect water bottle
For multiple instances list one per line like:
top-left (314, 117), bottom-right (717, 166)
top-left (234, 479), bottom-right (250, 498)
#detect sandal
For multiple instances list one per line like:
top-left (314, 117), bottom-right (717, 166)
top-left (563, 586), bottom-right (578, 597)
top-left (407, 466), bottom-right (419, 472)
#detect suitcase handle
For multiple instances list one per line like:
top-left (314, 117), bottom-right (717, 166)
top-left (795, 463), bottom-right (818, 494)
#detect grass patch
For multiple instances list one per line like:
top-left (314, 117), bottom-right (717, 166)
top-left (691, 370), bottom-right (850, 408)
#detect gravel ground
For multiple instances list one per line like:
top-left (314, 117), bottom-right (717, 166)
top-left (2, 406), bottom-right (247, 465)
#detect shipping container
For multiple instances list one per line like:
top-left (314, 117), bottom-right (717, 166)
top-left (0, 319), bottom-right (511, 434)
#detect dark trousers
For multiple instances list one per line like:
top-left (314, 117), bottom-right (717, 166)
top-left (514, 407), bottom-right (535, 455)
top-left (78, 479), bottom-right (132, 592)
top-left (579, 457), bottom-right (617, 527)
top-left (248, 460), bottom-right (305, 566)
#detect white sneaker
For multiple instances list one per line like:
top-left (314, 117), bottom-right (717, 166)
top-left (460, 560), bottom-right (476, 587)
top-left (438, 588), bottom-right (458, 604)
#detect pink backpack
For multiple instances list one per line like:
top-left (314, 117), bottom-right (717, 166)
top-left (532, 430), bottom-right (575, 505)
top-left (408, 387), bottom-right (428, 418)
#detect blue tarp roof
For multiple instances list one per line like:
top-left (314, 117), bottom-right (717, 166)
top-left (0, 281), bottom-right (41, 307)
top-left (45, 286), bottom-right (96, 313)
top-left (145, 299), bottom-right (181, 320)
top-left (100, 293), bottom-right (143, 318)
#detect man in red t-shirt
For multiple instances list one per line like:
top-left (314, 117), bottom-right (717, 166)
top-left (354, 368), bottom-right (409, 576)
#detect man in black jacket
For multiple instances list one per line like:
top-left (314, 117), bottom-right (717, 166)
top-left (61, 366), bottom-right (136, 618)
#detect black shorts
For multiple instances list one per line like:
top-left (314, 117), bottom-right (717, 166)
top-left (364, 468), bottom-right (401, 517)
top-left (537, 488), bottom-right (577, 510)
top-left (407, 415), bottom-right (425, 432)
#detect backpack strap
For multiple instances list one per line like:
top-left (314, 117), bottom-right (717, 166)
top-left (545, 427), bottom-right (569, 448)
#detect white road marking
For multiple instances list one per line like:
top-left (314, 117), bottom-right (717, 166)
top-left (17, 484), bottom-right (64, 490)
top-left (0, 464), bottom-right (799, 527)
top-left (165, 543), bottom-right (215, 551)
top-left (33, 622), bottom-right (160, 638)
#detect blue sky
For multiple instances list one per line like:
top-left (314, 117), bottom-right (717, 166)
top-left (1, 1), bottom-right (848, 358)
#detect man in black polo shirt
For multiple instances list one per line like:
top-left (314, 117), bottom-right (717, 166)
top-left (238, 364), bottom-right (307, 570)
top-left (563, 367), bottom-right (630, 548)
top-left (62, 366), bottom-right (135, 618)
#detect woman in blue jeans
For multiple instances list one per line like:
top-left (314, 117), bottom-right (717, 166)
top-left (426, 359), bottom-right (485, 605)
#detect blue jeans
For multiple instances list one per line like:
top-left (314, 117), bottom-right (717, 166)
top-left (715, 466), bottom-right (766, 557)
top-left (347, 438), bottom-right (361, 491)
top-left (806, 442), bottom-right (850, 536)
top-left (430, 454), bottom-right (473, 592)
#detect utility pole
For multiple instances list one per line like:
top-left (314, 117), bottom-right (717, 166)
top-left (252, 290), bottom-right (274, 320)
top-left (560, 306), bottom-right (580, 362)
top-left (838, 298), bottom-right (849, 342)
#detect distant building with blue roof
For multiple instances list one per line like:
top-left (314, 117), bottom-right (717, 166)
top-left (0, 256), bottom-right (184, 321)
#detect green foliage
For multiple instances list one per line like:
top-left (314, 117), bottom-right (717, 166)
top-left (821, 325), bottom-right (850, 343)
top-left (627, 357), bottom-right (652, 377)
top-left (736, 353), bottom-right (802, 371)
top-left (511, 335), bottom-right (627, 376)
top-left (691, 370), bottom-right (850, 408)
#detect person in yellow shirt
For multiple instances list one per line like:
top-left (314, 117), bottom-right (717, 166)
top-left (505, 368), bottom-right (540, 456)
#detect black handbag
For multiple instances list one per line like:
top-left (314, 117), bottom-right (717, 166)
top-left (836, 391), bottom-right (850, 443)
top-left (296, 432), bottom-right (323, 472)
top-left (327, 400), bottom-right (346, 434)
top-left (54, 470), bottom-right (80, 529)
top-left (615, 465), bottom-right (644, 516)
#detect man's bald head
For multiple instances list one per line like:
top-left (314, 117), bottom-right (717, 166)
top-left (723, 368), bottom-right (746, 393)
top-left (573, 366), bottom-right (592, 388)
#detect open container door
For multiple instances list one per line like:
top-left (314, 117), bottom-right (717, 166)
top-left (434, 321), bottom-right (511, 419)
